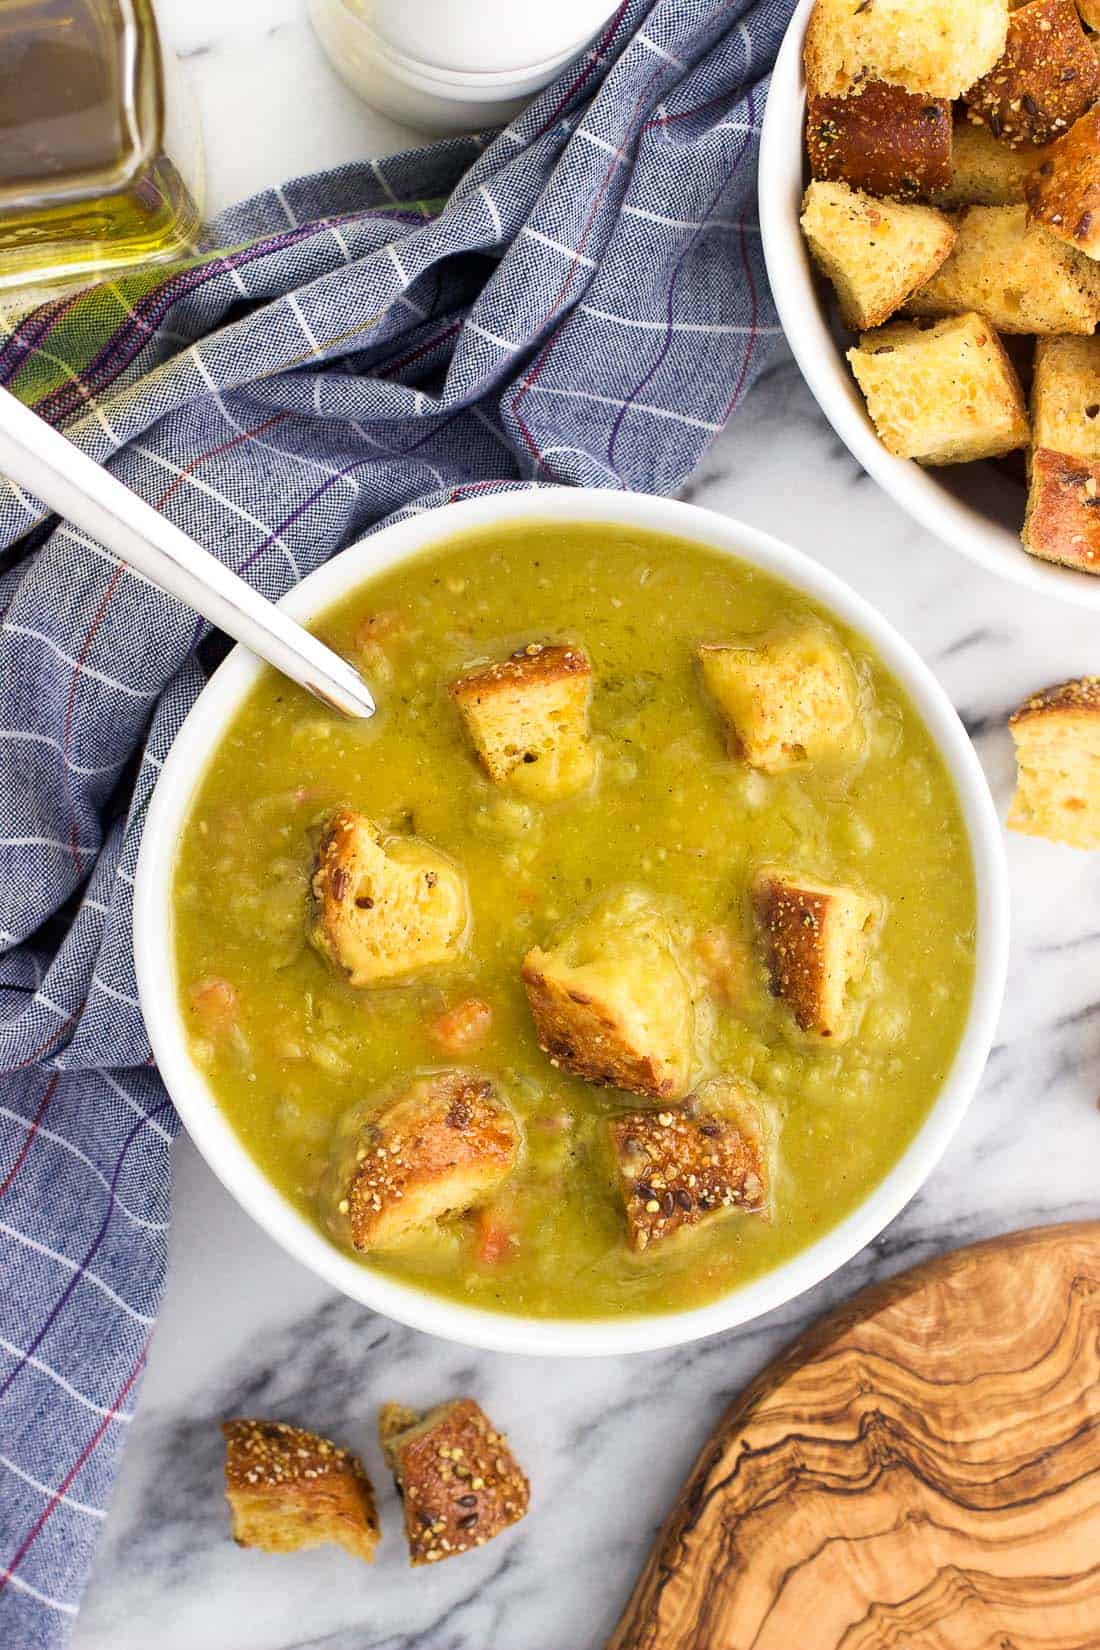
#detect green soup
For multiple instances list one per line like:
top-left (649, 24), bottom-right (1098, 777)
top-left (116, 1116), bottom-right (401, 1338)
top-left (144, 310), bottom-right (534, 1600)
top-left (173, 520), bottom-right (976, 1319)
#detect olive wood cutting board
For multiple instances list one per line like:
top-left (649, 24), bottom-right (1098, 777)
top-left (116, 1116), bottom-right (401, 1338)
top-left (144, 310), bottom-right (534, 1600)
top-left (608, 1222), bottom-right (1100, 1650)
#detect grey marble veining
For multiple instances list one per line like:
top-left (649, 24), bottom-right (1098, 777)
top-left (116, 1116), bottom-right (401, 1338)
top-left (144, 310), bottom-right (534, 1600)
top-left (67, 7), bottom-right (1100, 1647)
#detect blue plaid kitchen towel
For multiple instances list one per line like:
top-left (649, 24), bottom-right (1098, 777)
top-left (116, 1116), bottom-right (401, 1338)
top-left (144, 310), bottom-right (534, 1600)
top-left (0, 0), bottom-right (792, 1638)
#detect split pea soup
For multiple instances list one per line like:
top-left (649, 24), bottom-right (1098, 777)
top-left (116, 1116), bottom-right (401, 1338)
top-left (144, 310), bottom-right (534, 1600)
top-left (172, 519), bottom-right (976, 1319)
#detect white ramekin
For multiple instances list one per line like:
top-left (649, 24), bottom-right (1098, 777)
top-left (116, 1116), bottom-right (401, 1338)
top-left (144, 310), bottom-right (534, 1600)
top-left (759, 0), bottom-right (1100, 612)
top-left (133, 489), bottom-right (1009, 1357)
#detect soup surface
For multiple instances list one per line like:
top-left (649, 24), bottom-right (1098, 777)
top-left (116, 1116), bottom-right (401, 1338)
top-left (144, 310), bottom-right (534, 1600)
top-left (173, 520), bottom-right (976, 1319)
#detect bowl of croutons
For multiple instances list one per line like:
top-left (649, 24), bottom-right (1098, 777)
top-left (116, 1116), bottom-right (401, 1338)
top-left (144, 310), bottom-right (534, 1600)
top-left (760, 0), bottom-right (1100, 607)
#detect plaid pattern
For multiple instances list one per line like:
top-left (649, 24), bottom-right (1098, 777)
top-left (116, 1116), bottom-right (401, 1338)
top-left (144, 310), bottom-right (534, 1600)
top-left (0, 0), bottom-right (791, 1640)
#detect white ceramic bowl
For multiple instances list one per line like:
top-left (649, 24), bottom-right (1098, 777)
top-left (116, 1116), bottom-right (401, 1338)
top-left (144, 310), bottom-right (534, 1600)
top-left (134, 489), bottom-right (1009, 1356)
top-left (759, 0), bottom-right (1100, 612)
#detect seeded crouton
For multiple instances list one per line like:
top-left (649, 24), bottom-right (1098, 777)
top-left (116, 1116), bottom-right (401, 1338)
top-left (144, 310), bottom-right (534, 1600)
top-left (1027, 106), bottom-right (1100, 258)
top-left (848, 314), bottom-right (1030, 463)
top-left (607, 1076), bottom-right (771, 1254)
top-left (450, 643), bottom-right (595, 801)
top-left (324, 1070), bottom-right (520, 1252)
top-left (222, 1420), bottom-right (379, 1561)
top-left (309, 808), bottom-right (469, 987)
top-left (521, 888), bottom-right (695, 1100)
top-left (379, 1398), bottom-right (529, 1565)
top-left (1009, 678), bottom-right (1100, 845)
top-left (803, 0), bottom-right (1008, 99)
top-left (903, 205), bottom-right (1100, 333)
top-left (806, 82), bottom-right (952, 200)
top-left (1022, 446), bottom-right (1100, 569)
top-left (965, 0), bottom-right (1100, 148)
top-left (752, 868), bottom-right (880, 1040)
top-left (801, 181), bottom-right (957, 329)
top-left (1031, 335), bottom-right (1100, 453)
top-left (931, 119), bottom-right (1048, 207)
top-left (697, 623), bottom-right (861, 774)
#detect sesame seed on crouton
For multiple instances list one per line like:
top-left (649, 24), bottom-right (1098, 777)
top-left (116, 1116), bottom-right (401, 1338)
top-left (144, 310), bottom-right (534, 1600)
top-left (697, 623), bottom-right (862, 774)
top-left (804, 0), bottom-right (1008, 100)
top-left (450, 643), bottom-right (595, 800)
top-left (379, 1398), bottom-right (529, 1565)
top-left (1009, 677), bottom-right (1100, 846)
top-left (752, 868), bottom-right (881, 1040)
top-left (806, 81), bottom-right (952, 201)
top-left (309, 808), bottom-right (469, 987)
top-left (965, 0), bottom-right (1100, 149)
top-left (801, 181), bottom-right (957, 330)
top-left (521, 888), bottom-right (695, 1100)
top-left (324, 1070), bottom-right (520, 1252)
top-left (221, 1419), bottom-right (379, 1561)
top-left (608, 1075), bottom-right (772, 1254)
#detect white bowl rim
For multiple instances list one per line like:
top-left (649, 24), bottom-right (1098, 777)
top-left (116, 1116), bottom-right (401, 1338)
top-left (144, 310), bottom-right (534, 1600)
top-left (133, 487), bottom-right (1009, 1357)
top-left (758, 0), bottom-right (1100, 613)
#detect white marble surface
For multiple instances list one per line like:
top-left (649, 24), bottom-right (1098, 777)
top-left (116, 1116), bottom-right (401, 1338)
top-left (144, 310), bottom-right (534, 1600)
top-left (66, 5), bottom-right (1100, 1648)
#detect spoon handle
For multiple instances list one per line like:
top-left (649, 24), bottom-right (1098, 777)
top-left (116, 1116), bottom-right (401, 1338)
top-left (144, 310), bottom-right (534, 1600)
top-left (0, 386), bottom-right (375, 719)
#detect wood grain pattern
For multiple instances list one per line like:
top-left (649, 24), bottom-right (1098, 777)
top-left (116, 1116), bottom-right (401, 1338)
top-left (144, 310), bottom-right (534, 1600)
top-left (608, 1223), bottom-right (1100, 1650)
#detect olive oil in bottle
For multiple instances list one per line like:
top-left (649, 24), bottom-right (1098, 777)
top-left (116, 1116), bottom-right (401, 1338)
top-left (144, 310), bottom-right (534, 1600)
top-left (0, 0), bottom-right (202, 295)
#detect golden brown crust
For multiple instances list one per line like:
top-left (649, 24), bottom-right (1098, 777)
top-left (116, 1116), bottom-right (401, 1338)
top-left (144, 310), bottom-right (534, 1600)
top-left (450, 642), bottom-right (590, 700)
top-left (1011, 676), bottom-right (1100, 723)
top-left (329, 1070), bottom-right (519, 1252)
top-left (521, 953), bottom-right (685, 1097)
top-left (964, 0), bottom-right (1100, 148)
top-left (221, 1419), bottom-right (379, 1561)
top-left (1009, 675), bottom-right (1100, 845)
top-left (608, 1079), bottom-right (769, 1254)
top-left (752, 869), bottom-right (879, 1040)
top-left (806, 83), bottom-right (952, 199)
top-left (1022, 446), bottom-right (1100, 570)
top-left (1026, 105), bottom-right (1100, 254)
top-left (380, 1398), bottom-right (529, 1565)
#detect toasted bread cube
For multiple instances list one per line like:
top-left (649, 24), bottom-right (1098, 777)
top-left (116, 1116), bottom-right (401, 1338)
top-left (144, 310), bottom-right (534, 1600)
top-left (904, 205), bottom-right (1100, 333)
top-left (1078, 0), bottom-right (1100, 27)
top-left (450, 643), bottom-right (594, 801)
top-left (697, 624), bottom-right (861, 774)
top-left (1022, 446), bottom-right (1100, 569)
top-left (379, 1398), bottom-right (529, 1565)
top-left (931, 119), bottom-right (1048, 207)
top-left (608, 1076), bottom-right (771, 1254)
top-left (1031, 335), bottom-right (1100, 454)
top-left (1027, 106), bottom-right (1100, 258)
top-left (965, 0), bottom-right (1100, 148)
top-left (801, 182), bottom-right (957, 329)
top-left (309, 808), bottom-right (469, 987)
top-left (848, 314), bottom-right (1030, 463)
top-left (521, 888), bottom-right (695, 1100)
top-left (325, 1071), bottom-right (519, 1252)
top-left (752, 868), bottom-right (880, 1039)
top-left (806, 82), bottom-right (952, 200)
top-left (1009, 677), bottom-right (1100, 845)
top-left (804, 0), bottom-right (1008, 99)
top-left (222, 1419), bottom-right (379, 1561)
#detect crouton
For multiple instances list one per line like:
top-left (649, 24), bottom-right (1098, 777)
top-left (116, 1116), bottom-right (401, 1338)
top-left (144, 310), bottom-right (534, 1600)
top-left (1078, 0), bottom-right (1100, 26)
top-left (521, 888), bottom-right (695, 1100)
top-left (903, 204), bottom-right (1100, 333)
top-left (806, 81), bottom-right (952, 199)
top-left (309, 808), bottom-right (469, 987)
top-left (965, 0), bottom-right (1100, 148)
top-left (1009, 677), bottom-right (1100, 845)
top-left (1027, 106), bottom-right (1100, 257)
top-left (1031, 335), bottom-right (1100, 453)
top-left (801, 181), bottom-right (957, 329)
top-left (1022, 446), bottom-right (1100, 569)
top-left (221, 1419), bottom-right (379, 1561)
top-left (752, 868), bottom-right (880, 1039)
top-left (931, 119), bottom-right (1048, 207)
top-left (803, 0), bottom-right (1008, 99)
top-left (607, 1076), bottom-right (771, 1254)
top-left (379, 1398), bottom-right (529, 1565)
top-left (697, 623), bottom-right (861, 774)
top-left (325, 1070), bottom-right (520, 1252)
top-left (847, 313), bottom-right (1030, 463)
top-left (450, 643), bottom-right (595, 801)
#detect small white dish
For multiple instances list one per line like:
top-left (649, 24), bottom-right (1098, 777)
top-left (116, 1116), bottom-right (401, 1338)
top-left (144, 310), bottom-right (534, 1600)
top-left (759, 0), bottom-right (1100, 612)
top-left (133, 488), bottom-right (1009, 1357)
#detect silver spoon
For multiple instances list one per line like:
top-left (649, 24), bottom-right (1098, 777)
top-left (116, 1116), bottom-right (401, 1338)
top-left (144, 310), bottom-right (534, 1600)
top-left (0, 385), bottom-right (375, 719)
